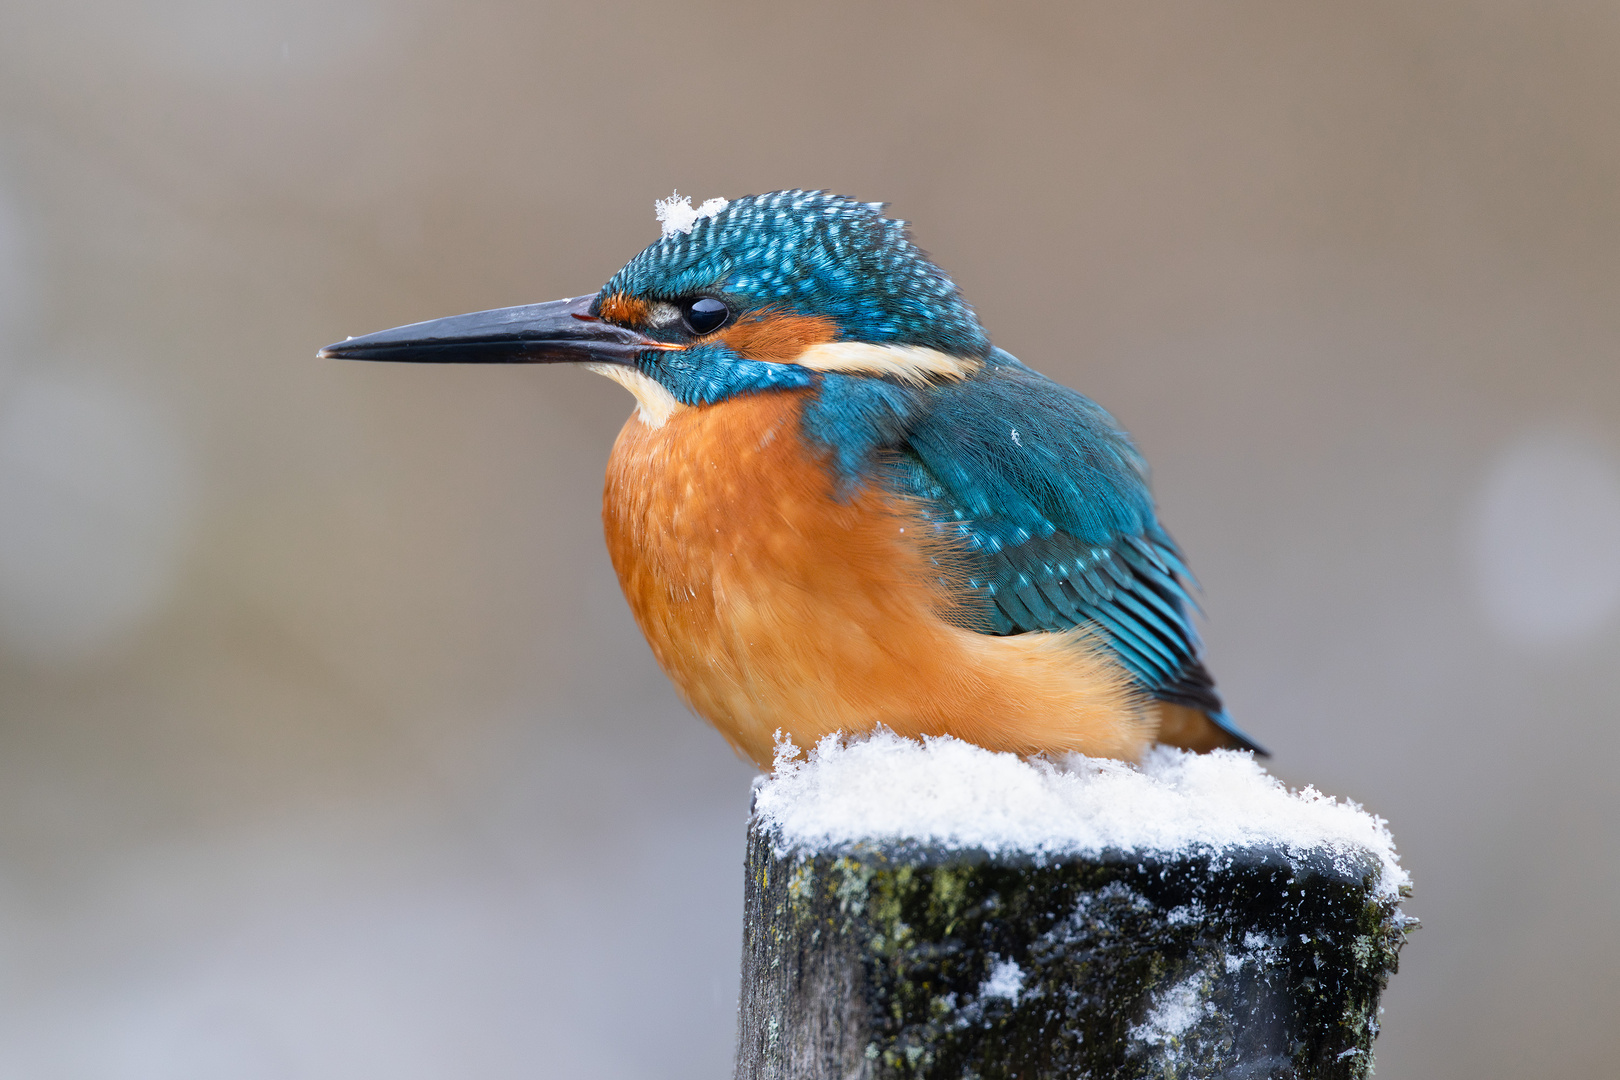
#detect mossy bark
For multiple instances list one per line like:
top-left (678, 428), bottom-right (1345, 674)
top-left (734, 820), bottom-right (1409, 1079)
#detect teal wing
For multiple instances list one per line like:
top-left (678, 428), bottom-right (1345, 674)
top-left (893, 351), bottom-right (1265, 754)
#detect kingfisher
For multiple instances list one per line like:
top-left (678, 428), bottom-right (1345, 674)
top-left (321, 190), bottom-right (1265, 768)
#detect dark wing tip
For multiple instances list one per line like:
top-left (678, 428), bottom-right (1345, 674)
top-left (1208, 711), bottom-right (1270, 757)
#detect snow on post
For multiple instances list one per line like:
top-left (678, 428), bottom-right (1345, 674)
top-left (734, 732), bottom-right (1412, 1080)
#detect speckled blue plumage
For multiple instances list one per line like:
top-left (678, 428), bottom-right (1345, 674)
top-left (599, 190), bottom-right (1258, 751)
top-left (603, 190), bottom-right (989, 359)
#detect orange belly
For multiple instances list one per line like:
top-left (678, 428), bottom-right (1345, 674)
top-left (601, 389), bottom-right (1153, 768)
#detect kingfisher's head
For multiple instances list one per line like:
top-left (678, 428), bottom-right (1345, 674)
top-left (321, 190), bottom-right (989, 425)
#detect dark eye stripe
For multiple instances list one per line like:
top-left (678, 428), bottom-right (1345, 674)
top-left (684, 297), bottom-right (730, 335)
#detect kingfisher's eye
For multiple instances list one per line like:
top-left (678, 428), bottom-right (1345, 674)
top-left (683, 297), bottom-right (730, 335)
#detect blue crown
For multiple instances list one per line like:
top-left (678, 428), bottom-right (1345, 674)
top-left (600, 190), bottom-right (990, 358)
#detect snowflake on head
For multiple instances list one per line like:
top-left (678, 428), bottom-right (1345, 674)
top-left (655, 190), bottom-right (729, 238)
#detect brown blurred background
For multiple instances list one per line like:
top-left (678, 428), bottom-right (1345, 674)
top-left (0, 1), bottom-right (1616, 1075)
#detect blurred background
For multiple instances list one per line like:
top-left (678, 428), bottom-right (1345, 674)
top-left (0, 1), bottom-right (1616, 1076)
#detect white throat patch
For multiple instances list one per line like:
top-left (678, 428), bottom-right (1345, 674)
top-left (585, 363), bottom-right (685, 428)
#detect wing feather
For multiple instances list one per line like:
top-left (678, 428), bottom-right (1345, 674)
top-left (885, 350), bottom-right (1265, 754)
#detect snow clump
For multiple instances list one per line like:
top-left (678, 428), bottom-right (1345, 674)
top-left (753, 730), bottom-right (1409, 900)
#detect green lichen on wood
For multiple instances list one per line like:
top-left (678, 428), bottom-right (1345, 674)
top-left (736, 827), bottom-right (1410, 1080)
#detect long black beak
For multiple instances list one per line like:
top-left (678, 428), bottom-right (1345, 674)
top-left (318, 294), bottom-right (662, 366)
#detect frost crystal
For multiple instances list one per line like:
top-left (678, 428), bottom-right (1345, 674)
top-left (979, 959), bottom-right (1025, 1003)
top-left (655, 190), bottom-right (728, 237)
top-left (1131, 975), bottom-right (1213, 1046)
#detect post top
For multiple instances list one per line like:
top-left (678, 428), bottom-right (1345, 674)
top-left (752, 731), bottom-right (1409, 900)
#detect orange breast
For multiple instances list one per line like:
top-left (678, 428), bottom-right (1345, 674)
top-left (601, 389), bottom-right (1153, 768)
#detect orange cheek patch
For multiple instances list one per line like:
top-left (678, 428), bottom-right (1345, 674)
top-left (719, 310), bottom-right (838, 364)
top-left (598, 293), bottom-right (648, 326)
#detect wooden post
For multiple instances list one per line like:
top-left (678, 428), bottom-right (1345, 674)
top-left (732, 740), bottom-right (1412, 1080)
